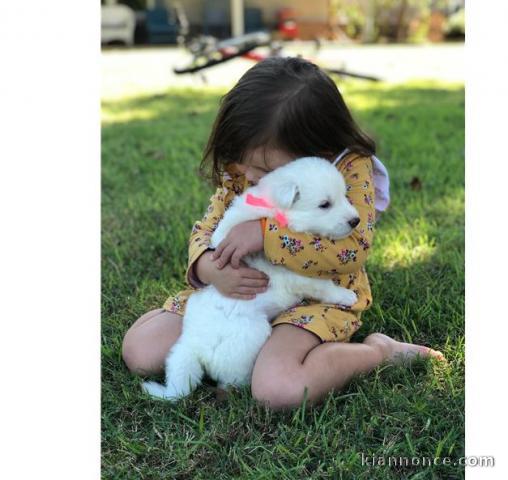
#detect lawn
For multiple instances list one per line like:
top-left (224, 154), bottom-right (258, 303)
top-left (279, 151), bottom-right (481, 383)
top-left (102, 79), bottom-right (464, 479)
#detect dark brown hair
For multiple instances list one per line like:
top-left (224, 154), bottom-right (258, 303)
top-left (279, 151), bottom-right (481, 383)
top-left (201, 56), bottom-right (376, 185)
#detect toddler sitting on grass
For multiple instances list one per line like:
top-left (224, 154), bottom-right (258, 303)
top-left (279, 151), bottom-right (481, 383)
top-left (122, 56), bottom-right (444, 409)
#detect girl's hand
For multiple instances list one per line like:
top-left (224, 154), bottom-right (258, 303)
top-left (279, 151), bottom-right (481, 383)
top-left (195, 251), bottom-right (269, 300)
top-left (212, 220), bottom-right (264, 269)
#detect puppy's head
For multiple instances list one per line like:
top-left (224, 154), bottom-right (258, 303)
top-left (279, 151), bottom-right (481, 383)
top-left (258, 157), bottom-right (360, 239)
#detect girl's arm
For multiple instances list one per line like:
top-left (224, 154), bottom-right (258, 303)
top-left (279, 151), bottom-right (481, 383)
top-left (186, 185), bottom-right (227, 287)
top-left (262, 155), bottom-right (376, 278)
top-left (186, 178), bottom-right (269, 298)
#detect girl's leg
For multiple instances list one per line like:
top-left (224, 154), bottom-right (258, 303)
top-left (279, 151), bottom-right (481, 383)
top-left (122, 309), bottom-right (183, 376)
top-left (251, 324), bottom-right (444, 410)
top-left (127, 308), bottom-right (166, 330)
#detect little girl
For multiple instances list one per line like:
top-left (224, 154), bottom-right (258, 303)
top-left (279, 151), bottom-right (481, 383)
top-left (122, 57), bottom-right (444, 409)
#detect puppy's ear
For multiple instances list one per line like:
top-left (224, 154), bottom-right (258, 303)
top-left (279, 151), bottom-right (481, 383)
top-left (273, 182), bottom-right (300, 209)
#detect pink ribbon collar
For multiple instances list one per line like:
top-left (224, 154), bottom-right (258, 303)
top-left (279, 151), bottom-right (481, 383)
top-left (245, 193), bottom-right (288, 228)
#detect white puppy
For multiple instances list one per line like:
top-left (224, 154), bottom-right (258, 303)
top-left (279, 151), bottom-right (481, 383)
top-left (143, 157), bottom-right (361, 401)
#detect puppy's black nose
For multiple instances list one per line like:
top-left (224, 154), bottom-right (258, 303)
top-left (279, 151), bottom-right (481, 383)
top-left (348, 217), bottom-right (360, 228)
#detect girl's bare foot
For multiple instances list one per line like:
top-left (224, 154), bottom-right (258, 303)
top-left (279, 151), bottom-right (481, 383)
top-left (364, 332), bottom-right (445, 365)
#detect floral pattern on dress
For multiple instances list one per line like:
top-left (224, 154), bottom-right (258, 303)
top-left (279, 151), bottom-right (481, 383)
top-left (270, 256), bottom-right (286, 266)
top-left (309, 236), bottom-right (326, 252)
top-left (317, 268), bottom-right (341, 277)
top-left (367, 212), bottom-right (374, 231)
top-left (358, 237), bottom-right (370, 251)
top-left (294, 315), bottom-right (314, 327)
top-left (167, 295), bottom-right (183, 313)
top-left (337, 248), bottom-right (358, 264)
top-left (279, 234), bottom-right (304, 256)
top-left (302, 259), bottom-right (319, 270)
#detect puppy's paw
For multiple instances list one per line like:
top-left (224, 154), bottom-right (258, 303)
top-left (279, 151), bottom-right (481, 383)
top-left (334, 287), bottom-right (357, 307)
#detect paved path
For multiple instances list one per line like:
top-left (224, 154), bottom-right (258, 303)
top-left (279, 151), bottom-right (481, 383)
top-left (101, 42), bottom-right (464, 100)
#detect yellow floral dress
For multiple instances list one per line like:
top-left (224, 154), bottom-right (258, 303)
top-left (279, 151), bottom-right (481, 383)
top-left (163, 152), bottom-right (376, 343)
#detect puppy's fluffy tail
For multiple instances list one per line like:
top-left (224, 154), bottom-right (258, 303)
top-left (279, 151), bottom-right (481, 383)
top-left (142, 381), bottom-right (170, 400)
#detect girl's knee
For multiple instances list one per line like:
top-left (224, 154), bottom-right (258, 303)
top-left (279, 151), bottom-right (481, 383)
top-left (251, 368), bottom-right (305, 410)
top-left (121, 327), bottom-right (163, 376)
top-left (122, 334), bottom-right (150, 376)
top-left (121, 310), bottom-right (182, 375)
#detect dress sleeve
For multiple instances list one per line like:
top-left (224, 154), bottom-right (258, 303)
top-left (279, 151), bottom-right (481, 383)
top-left (262, 154), bottom-right (376, 278)
top-left (185, 166), bottom-right (246, 287)
top-left (185, 185), bottom-right (228, 288)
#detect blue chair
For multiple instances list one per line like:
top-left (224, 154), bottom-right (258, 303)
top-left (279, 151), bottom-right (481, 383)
top-left (204, 0), bottom-right (230, 38)
top-left (244, 8), bottom-right (264, 33)
top-left (145, 8), bottom-right (178, 44)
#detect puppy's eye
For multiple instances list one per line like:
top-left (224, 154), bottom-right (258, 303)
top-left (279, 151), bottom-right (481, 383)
top-left (319, 201), bottom-right (331, 209)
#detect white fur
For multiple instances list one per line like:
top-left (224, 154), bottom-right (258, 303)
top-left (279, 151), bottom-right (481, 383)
top-left (142, 157), bottom-right (360, 401)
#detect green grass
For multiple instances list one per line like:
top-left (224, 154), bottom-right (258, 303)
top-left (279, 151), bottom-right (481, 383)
top-left (102, 80), bottom-right (464, 479)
